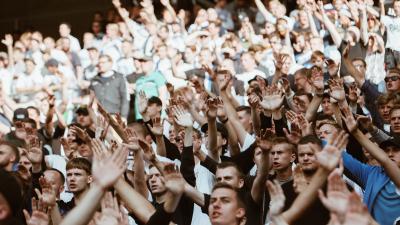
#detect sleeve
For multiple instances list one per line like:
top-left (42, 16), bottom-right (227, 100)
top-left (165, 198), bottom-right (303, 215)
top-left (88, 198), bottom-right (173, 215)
top-left (273, 118), bottom-right (288, 137)
top-left (200, 155), bottom-right (218, 174)
top-left (360, 80), bottom-right (384, 128)
top-left (225, 142), bottom-right (256, 174)
top-left (119, 76), bottom-right (130, 118)
top-left (380, 15), bottom-right (391, 26)
top-left (342, 151), bottom-right (374, 189)
top-left (145, 205), bottom-right (174, 225)
top-left (180, 146), bottom-right (196, 187)
top-left (260, 113), bottom-right (272, 130)
top-left (154, 72), bottom-right (167, 87)
top-left (200, 193), bottom-right (211, 215)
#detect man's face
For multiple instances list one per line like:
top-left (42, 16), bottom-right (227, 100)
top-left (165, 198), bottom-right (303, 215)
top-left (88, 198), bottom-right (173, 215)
top-left (379, 101), bottom-right (394, 123)
top-left (390, 109), bottom-right (400, 134)
top-left (76, 113), bottom-right (92, 127)
top-left (237, 110), bottom-right (251, 132)
top-left (385, 72), bottom-right (400, 92)
top-left (0, 145), bottom-right (15, 170)
top-left (148, 167), bottom-right (166, 194)
top-left (208, 188), bottom-right (245, 225)
top-left (66, 168), bottom-right (91, 194)
top-left (98, 56), bottom-right (113, 73)
top-left (270, 143), bottom-right (295, 172)
top-left (297, 143), bottom-right (320, 173)
top-left (321, 97), bottom-right (333, 115)
top-left (44, 170), bottom-right (64, 197)
top-left (311, 56), bottom-right (324, 68)
top-left (216, 167), bottom-right (244, 188)
top-left (318, 124), bottom-right (338, 140)
top-left (59, 24), bottom-right (70, 37)
top-left (384, 146), bottom-right (400, 168)
top-left (77, 143), bottom-right (92, 159)
top-left (19, 155), bottom-right (32, 172)
top-left (293, 95), bottom-right (310, 113)
top-left (147, 103), bottom-right (161, 118)
top-left (294, 73), bottom-right (308, 91)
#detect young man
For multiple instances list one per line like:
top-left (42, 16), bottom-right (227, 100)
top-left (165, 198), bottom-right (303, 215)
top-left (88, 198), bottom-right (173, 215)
top-left (0, 140), bottom-right (19, 172)
top-left (208, 183), bottom-right (246, 225)
top-left (58, 158), bottom-right (92, 215)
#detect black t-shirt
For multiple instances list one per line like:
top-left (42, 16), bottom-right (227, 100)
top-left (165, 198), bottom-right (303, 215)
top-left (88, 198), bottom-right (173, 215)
top-left (145, 204), bottom-right (174, 225)
top-left (58, 198), bottom-right (75, 216)
top-left (263, 179), bottom-right (330, 225)
top-left (152, 195), bottom-right (194, 225)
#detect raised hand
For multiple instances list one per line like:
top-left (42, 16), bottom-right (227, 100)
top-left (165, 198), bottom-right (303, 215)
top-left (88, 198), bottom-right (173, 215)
top-left (123, 128), bottom-right (140, 151)
top-left (318, 170), bottom-right (350, 217)
top-left (328, 79), bottom-right (345, 102)
top-left (256, 129), bottom-right (275, 150)
top-left (1, 34), bottom-right (13, 47)
top-left (316, 131), bottom-right (348, 171)
top-left (93, 192), bottom-right (121, 225)
top-left (343, 192), bottom-right (370, 225)
top-left (114, 113), bottom-right (126, 129)
top-left (163, 164), bottom-right (185, 195)
top-left (138, 139), bottom-right (156, 162)
top-left (25, 135), bottom-right (43, 165)
top-left (248, 92), bottom-right (260, 108)
top-left (216, 97), bottom-right (227, 120)
top-left (70, 126), bottom-right (91, 144)
top-left (112, 0), bottom-right (121, 8)
top-left (340, 106), bottom-right (357, 133)
top-left (293, 165), bottom-right (308, 193)
top-left (61, 137), bottom-right (77, 159)
top-left (35, 177), bottom-right (57, 208)
top-left (297, 113), bottom-right (313, 136)
top-left (205, 97), bottom-right (218, 119)
top-left (23, 209), bottom-right (49, 225)
top-left (310, 67), bottom-right (324, 93)
top-left (273, 53), bottom-right (289, 73)
top-left (138, 90), bottom-right (148, 115)
top-left (91, 138), bottom-right (110, 160)
top-left (172, 105), bottom-right (193, 128)
top-left (266, 180), bottom-right (286, 217)
top-left (260, 85), bottom-right (284, 111)
top-left (283, 124), bottom-right (301, 145)
top-left (92, 145), bottom-right (128, 189)
top-left (202, 64), bottom-right (217, 81)
top-left (148, 116), bottom-right (164, 136)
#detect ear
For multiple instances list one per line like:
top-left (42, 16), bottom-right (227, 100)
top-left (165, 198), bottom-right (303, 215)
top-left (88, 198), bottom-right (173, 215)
top-left (59, 185), bottom-right (65, 194)
top-left (222, 138), bottom-right (227, 146)
top-left (87, 175), bottom-right (93, 184)
top-left (238, 178), bottom-right (245, 189)
top-left (291, 153), bottom-right (296, 163)
top-left (235, 207), bottom-right (245, 220)
top-left (0, 200), bottom-right (11, 220)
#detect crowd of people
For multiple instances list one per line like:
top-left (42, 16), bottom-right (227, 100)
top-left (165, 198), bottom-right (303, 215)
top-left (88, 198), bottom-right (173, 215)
top-left (0, 0), bottom-right (400, 224)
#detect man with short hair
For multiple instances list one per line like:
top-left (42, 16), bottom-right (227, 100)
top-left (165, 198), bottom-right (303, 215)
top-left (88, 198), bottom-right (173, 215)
top-left (75, 106), bottom-right (92, 129)
top-left (208, 183), bottom-right (246, 225)
top-left (59, 22), bottom-right (81, 52)
top-left (0, 140), bottom-right (19, 172)
top-left (58, 157), bottom-right (92, 215)
top-left (90, 54), bottom-right (129, 120)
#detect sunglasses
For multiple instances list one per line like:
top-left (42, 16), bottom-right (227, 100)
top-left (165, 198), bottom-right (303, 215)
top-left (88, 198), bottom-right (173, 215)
top-left (384, 76), bottom-right (400, 82)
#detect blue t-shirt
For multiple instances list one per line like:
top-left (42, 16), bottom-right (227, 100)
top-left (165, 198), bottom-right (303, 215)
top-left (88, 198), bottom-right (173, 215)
top-left (134, 71), bottom-right (166, 120)
top-left (372, 181), bottom-right (400, 225)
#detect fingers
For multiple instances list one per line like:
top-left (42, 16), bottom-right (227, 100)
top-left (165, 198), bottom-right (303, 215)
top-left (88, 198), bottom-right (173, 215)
top-left (23, 209), bottom-right (31, 223)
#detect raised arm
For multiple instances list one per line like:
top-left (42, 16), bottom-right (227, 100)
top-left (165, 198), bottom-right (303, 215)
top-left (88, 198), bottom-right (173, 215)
top-left (251, 133), bottom-right (271, 203)
top-left (60, 147), bottom-right (128, 225)
top-left (44, 95), bottom-right (56, 137)
top-left (255, 0), bottom-right (276, 23)
top-left (282, 131), bottom-right (348, 224)
top-left (360, 3), bottom-right (369, 46)
top-left (316, 1), bottom-right (342, 47)
top-left (342, 44), bottom-right (366, 87)
top-left (342, 106), bottom-right (400, 189)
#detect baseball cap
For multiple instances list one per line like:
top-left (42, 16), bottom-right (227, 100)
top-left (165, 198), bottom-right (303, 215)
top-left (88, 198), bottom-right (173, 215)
top-left (13, 108), bottom-right (29, 122)
top-left (76, 105), bottom-right (89, 116)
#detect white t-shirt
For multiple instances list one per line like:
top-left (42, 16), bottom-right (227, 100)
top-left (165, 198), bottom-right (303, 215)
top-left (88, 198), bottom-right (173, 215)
top-left (381, 16), bottom-right (400, 51)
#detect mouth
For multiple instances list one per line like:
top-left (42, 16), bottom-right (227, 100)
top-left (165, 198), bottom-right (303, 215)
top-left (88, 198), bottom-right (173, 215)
top-left (272, 162), bottom-right (281, 168)
top-left (211, 211), bottom-right (221, 219)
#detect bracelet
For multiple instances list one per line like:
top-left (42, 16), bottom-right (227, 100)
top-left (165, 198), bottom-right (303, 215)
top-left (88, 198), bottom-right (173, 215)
top-left (220, 117), bottom-right (229, 124)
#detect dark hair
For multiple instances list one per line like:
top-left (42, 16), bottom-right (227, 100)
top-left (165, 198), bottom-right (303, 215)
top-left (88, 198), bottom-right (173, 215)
top-left (235, 106), bottom-right (251, 114)
top-left (66, 158), bottom-right (91, 175)
top-left (60, 22), bottom-right (72, 29)
top-left (272, 137), bottom-right (296, 153)
top-left (298, 135), bottom-right (322, 146)
top-left (211, 182), bottom-right (245, 208)
top-left (295, 91), bottom-right (313, 102)
top-left (216, 162), bottom-right (244, 179)
top-left (26, 106), bottom-right (40, 117)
